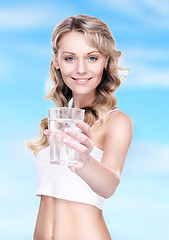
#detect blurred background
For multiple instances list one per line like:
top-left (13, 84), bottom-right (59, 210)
top-left (0, 0), bottom-right (169, 239)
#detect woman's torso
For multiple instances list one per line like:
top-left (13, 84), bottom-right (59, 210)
top-left (33, 110), bottom-right (118, 240)
top-left (34, 196), bottom-right (111, 240)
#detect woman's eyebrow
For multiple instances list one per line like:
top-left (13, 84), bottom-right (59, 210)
top-left (62, 51), bottom-right (76, 55)
top-left (87, 51), bottom-right (100, 55)
top-left (61, 51), bottom-right (100, 55)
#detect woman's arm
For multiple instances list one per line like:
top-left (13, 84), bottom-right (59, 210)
top-left (64, 111), bottom-right (133, 198)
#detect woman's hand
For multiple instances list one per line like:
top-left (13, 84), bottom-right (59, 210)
top-left (64, 120), bottom-right (94, 172)
top-left (44, 121), bottom-right (94, 172)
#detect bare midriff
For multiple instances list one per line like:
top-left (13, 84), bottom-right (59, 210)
top-left (33, 196), bottom-right (111, 240)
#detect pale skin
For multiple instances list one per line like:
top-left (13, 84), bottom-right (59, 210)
top-left (33, 31), bottom-right (133, 240)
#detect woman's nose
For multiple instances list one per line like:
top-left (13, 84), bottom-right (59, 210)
top-left (76, 60), bottom-right (87, 74)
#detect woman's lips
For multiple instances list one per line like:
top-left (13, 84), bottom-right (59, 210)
top-left (71, 77), bottom-right (92, 84)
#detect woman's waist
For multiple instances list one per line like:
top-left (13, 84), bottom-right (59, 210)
top-left (34, 196), bottom-right (111, 240)
top-left (40, 195), bottom-right (103, 218)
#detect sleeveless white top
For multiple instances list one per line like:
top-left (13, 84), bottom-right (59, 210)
top-left (35, 108), bottom-right (118, 210)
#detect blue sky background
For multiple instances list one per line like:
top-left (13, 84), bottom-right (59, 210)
top-left (0, 0), bottom-right (169, 239)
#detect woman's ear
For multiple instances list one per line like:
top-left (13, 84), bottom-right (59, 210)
top-left (53, 53), bottom-right (60, 69)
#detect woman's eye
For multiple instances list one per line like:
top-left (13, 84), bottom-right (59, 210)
top-left (89, 56), bottom-right (97, 61)
top-left (65, 57), bottom-right (74, 61)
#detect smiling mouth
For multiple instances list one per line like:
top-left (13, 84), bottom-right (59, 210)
top-left (71, 77), bottom-right (92, 83)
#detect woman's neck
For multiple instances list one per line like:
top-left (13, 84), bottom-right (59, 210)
top-left (72, 93), bottom-right (95, 108)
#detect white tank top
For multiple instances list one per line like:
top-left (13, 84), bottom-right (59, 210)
top-left (35, 108), bottom-right (118, 210)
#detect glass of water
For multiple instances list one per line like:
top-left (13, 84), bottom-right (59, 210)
top-left (48, 107), bottom-right (85, 166)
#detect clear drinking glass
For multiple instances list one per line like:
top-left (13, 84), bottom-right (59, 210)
top-left (48, 107), bottom-right (85, 166)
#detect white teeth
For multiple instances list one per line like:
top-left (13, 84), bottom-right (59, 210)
top-left (73, 78), bottom-right (91, 82)
top-left (77, 79), bottom-right (88, 82)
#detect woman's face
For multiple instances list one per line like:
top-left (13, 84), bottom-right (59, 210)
top-left (53, 31), bottom-right (107, 100)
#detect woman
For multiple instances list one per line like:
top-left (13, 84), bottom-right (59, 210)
top-left (27, 15), bottom-right (133, 240)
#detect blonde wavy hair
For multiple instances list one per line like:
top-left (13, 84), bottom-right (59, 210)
top-left (26, 14), bottom-right (128, 153)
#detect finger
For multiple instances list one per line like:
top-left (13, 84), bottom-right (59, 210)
top-left (68, 161), bottom-right (85, 172)
top-left (75, 120), bottom-right (93, 140)
top-left (65, 128), bottom-right (93, 152)
top-left (64, 138), bottom-right (89, 154)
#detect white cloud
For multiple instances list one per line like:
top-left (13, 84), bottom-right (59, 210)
top-left (122, 66), bottom-right (169, 87)
top-left (0, 42), bottom-right (53, 83)
top-left (105, 194), bottom-right (169, 217)
top-left (125, 140), bottom-right (169, 173)
top-left (20, 42), bottom-right (53, 58)
top-left (95, 0), bottom-right (169, 29)
top-left (105, 195), bottom-right (169, 239)
top-left (140, 0), bottom-right (169, 18)
top-left (136, 69), bottom-right (169, 86)
top-left (123, 47), bottom-right (169, 61)
top-left (95, 0), bottom-right (142, 16)
top-left (119, 47), bottom-right (169, 87)
top-left (0, 3), bottom-right (77, 29)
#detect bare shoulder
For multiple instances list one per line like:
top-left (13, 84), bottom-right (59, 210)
top-left (106, 110), bottom-right (133, 138)
top-left (102, 110), bottom-right (133, 173)
top-left (109, 109), bottom-right (133, 125)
